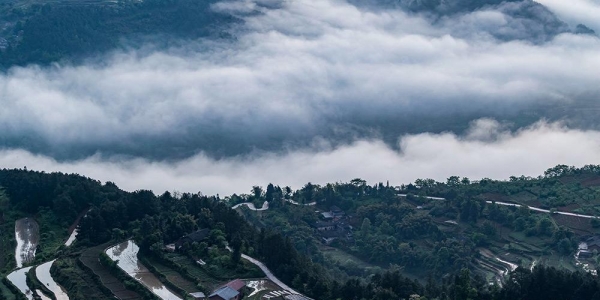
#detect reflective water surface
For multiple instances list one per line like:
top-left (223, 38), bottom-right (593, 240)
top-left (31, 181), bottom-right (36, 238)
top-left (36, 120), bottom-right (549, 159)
top-left (64, 229), bottom-right (78, 246)
top-left (15, 218), bottom-right (39, 268)
top-left (106, 240), bottom-right (182, 300)
top-left (36, 260), bottom-right (70, 300)
top-left (6, 267), bottom-right (33, 300)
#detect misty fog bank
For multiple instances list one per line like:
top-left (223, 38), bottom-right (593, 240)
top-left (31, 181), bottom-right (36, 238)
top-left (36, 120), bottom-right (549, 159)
top-left (2, 119), bottom-right (599, 196)
top-left (0, 0), bottom-right (599, 195)
top-left (0, 0), bottom-right (599, 160)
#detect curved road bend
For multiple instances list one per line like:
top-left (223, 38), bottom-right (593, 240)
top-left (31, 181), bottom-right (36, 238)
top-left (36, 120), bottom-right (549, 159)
top-left (232, 201), bottom-right (269, 211)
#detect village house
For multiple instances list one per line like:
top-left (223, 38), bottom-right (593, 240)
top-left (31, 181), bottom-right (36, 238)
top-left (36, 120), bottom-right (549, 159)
top-left (175, 228), bottom-right (210, 250)
top-left (579, 250), bottom-right (593, 259)
top-left (330, 205), bottom-right (345, 218)
top-left (321, 230), bottom-right (345, 244)
top-left (313, 221), bottom-right (336, 231)
top-left (321, 211), bottom-right (334, 219)
top-left (586, 236), bottom-right (600, 252)
top-left (208, 279), bottom-right (246, 300)
top-left (209, 286), bottom-right (239, 300)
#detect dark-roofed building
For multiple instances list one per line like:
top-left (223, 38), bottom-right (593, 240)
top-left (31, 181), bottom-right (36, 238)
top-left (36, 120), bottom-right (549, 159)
top-left (176, 228), bottom-right (210, 250)
top-left (321, 230), bottom-right (345, 244)
top-left (209, 286), bottom-right (240, 300)
top-left (579, 250), bottom-right (593, 259)
top-left (225, 279), bottom-right (245, 291)
top-left (587, 236), bottom-right (600, 251)
top-left (330, 205), bottom-right (344, 217)
top-left (313, 221), bottom-right (336, 231)
top-left (321, 211), bottom-right (334, 219)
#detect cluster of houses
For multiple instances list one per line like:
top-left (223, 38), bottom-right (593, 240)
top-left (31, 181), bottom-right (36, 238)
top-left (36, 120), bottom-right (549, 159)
top-left (577, 235), bottom-right (600, 259)
top-left (165, 230), bottom-right (248, 300)
top-left (313, 206), bottom-right (354, 245)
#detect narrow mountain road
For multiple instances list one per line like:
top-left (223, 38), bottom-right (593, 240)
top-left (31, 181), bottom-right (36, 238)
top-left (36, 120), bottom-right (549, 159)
top-left (231, 201), bottom-right (269, 211)
top-left (285, 199), bottom-right (317, 206)
top-left (487, 201), bottom-right (597, 219)
top-left (397, 194), bottom-right (446, 200)
top-left (226, 246), bottom-right (309, 297)
top-left (232, 199), bottom-right (317, 211)
top-left (398, 193), bottom-right (598, 219)
top-left (239, 253), bottom-right (300, 295)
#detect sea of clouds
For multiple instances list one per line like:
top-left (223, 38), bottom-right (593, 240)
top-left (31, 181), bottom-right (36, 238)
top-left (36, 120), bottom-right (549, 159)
top-left (1, 0), bottom-right (599, 195)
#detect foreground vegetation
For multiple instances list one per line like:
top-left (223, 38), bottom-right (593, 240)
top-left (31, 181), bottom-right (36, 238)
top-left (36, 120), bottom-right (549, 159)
top-left (1, 166), bottom-right (600, 299)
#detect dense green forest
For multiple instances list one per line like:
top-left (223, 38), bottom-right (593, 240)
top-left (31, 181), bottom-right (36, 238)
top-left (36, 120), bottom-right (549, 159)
top-left (0, 0), bottom-right (236, 68)
top-left (2, 166), bottom-right (600, 299)
top-left (234, 165), bottom-right (600, 286)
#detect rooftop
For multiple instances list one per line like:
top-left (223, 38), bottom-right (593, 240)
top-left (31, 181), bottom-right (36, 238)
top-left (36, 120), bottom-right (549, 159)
top-left (321, 212), bottom-right (334, 219)
top-left (225, 279), bottom-right (246, 291)
top-left (321, 230), bottom-right (345, 238)
top-left (209, 286), bottom-right (239, 300)
top-left (314, 221), bottom-right (335, 228)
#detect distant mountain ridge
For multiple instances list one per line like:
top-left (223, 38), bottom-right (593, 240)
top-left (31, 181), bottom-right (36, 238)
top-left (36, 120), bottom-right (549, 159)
top-left (352, 0), bottom-right (596, 42)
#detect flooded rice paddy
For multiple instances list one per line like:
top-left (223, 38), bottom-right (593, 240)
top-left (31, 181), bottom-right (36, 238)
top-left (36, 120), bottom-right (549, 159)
top-left (6, 267), bottom-right (33, 300)
top-left (36, 260), bottom-right (70, 300)
top-left (15, 218), bottom-right (39, 268)
top-left (64, 229), bottom-right (78, 247)
top-left (105, 240), bottom-right (182, 300)
top-left (65, 209), bottom-right (91, 247)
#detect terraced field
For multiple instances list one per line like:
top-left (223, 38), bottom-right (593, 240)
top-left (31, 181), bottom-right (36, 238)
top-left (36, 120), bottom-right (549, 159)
top-left (52, 256), bottom-right (112, 300)
top-left (14, 218), bottom-right (39, 268)
top-left (35, 260), bottom-right (70, 300)
top-left (163, 253), bottom-right (230, 292)
top-left (143, 255), bottom-right (203, 294)
top-left (79, 243), bottom-right (142, 300)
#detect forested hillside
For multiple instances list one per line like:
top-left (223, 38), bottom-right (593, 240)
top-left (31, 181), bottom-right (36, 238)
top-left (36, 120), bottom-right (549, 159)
top-left (233, 165), bottom-right (600, 298)
top-left (1, 166), bottom-right (600, 299)
top-left (0, 0), bottom-right (235, 68)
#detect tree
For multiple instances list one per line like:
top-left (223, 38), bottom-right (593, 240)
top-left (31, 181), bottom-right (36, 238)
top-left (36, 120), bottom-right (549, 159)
top-left (360, 218), bottom-right (372, 235)
top-left (451, 268), bottom-right (477, 300)
top-left (447, 176), bottom-right (460, 187)
top-left (302, 182), bottom-right (315, 203)
top-left (230, 236), bottom-right (242, 266)
top-left (557, 238), bottom-right (573, 255)
top-left (537, 218), bottom-right (553, 236)
top-left (265, 183), bottom-right (275, 203)
top-left (252, 186), bottom-right (263, 200)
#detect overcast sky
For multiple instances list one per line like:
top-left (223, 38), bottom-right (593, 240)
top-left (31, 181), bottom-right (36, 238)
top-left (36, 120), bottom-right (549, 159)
top-left (1, 0), bottom-right (600, 195)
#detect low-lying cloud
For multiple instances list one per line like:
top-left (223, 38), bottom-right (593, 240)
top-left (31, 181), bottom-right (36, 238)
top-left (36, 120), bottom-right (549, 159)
top-left (1, 0), bottom-right (599, 193)
top-left (0, 0), bottom-right (599, 160)
top-left (2, 119), bottom-right (599, 195)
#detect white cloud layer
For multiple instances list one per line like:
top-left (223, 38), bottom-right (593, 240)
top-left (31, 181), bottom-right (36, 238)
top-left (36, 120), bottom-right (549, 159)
top-left (2, 120), bottom-right (599, 195)
top-left (0, 0), bottom-right (599, 158)
top-left (534, 0), bottom-right (600, 31)
top-left (1, 0), bottom-right (599, 194)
